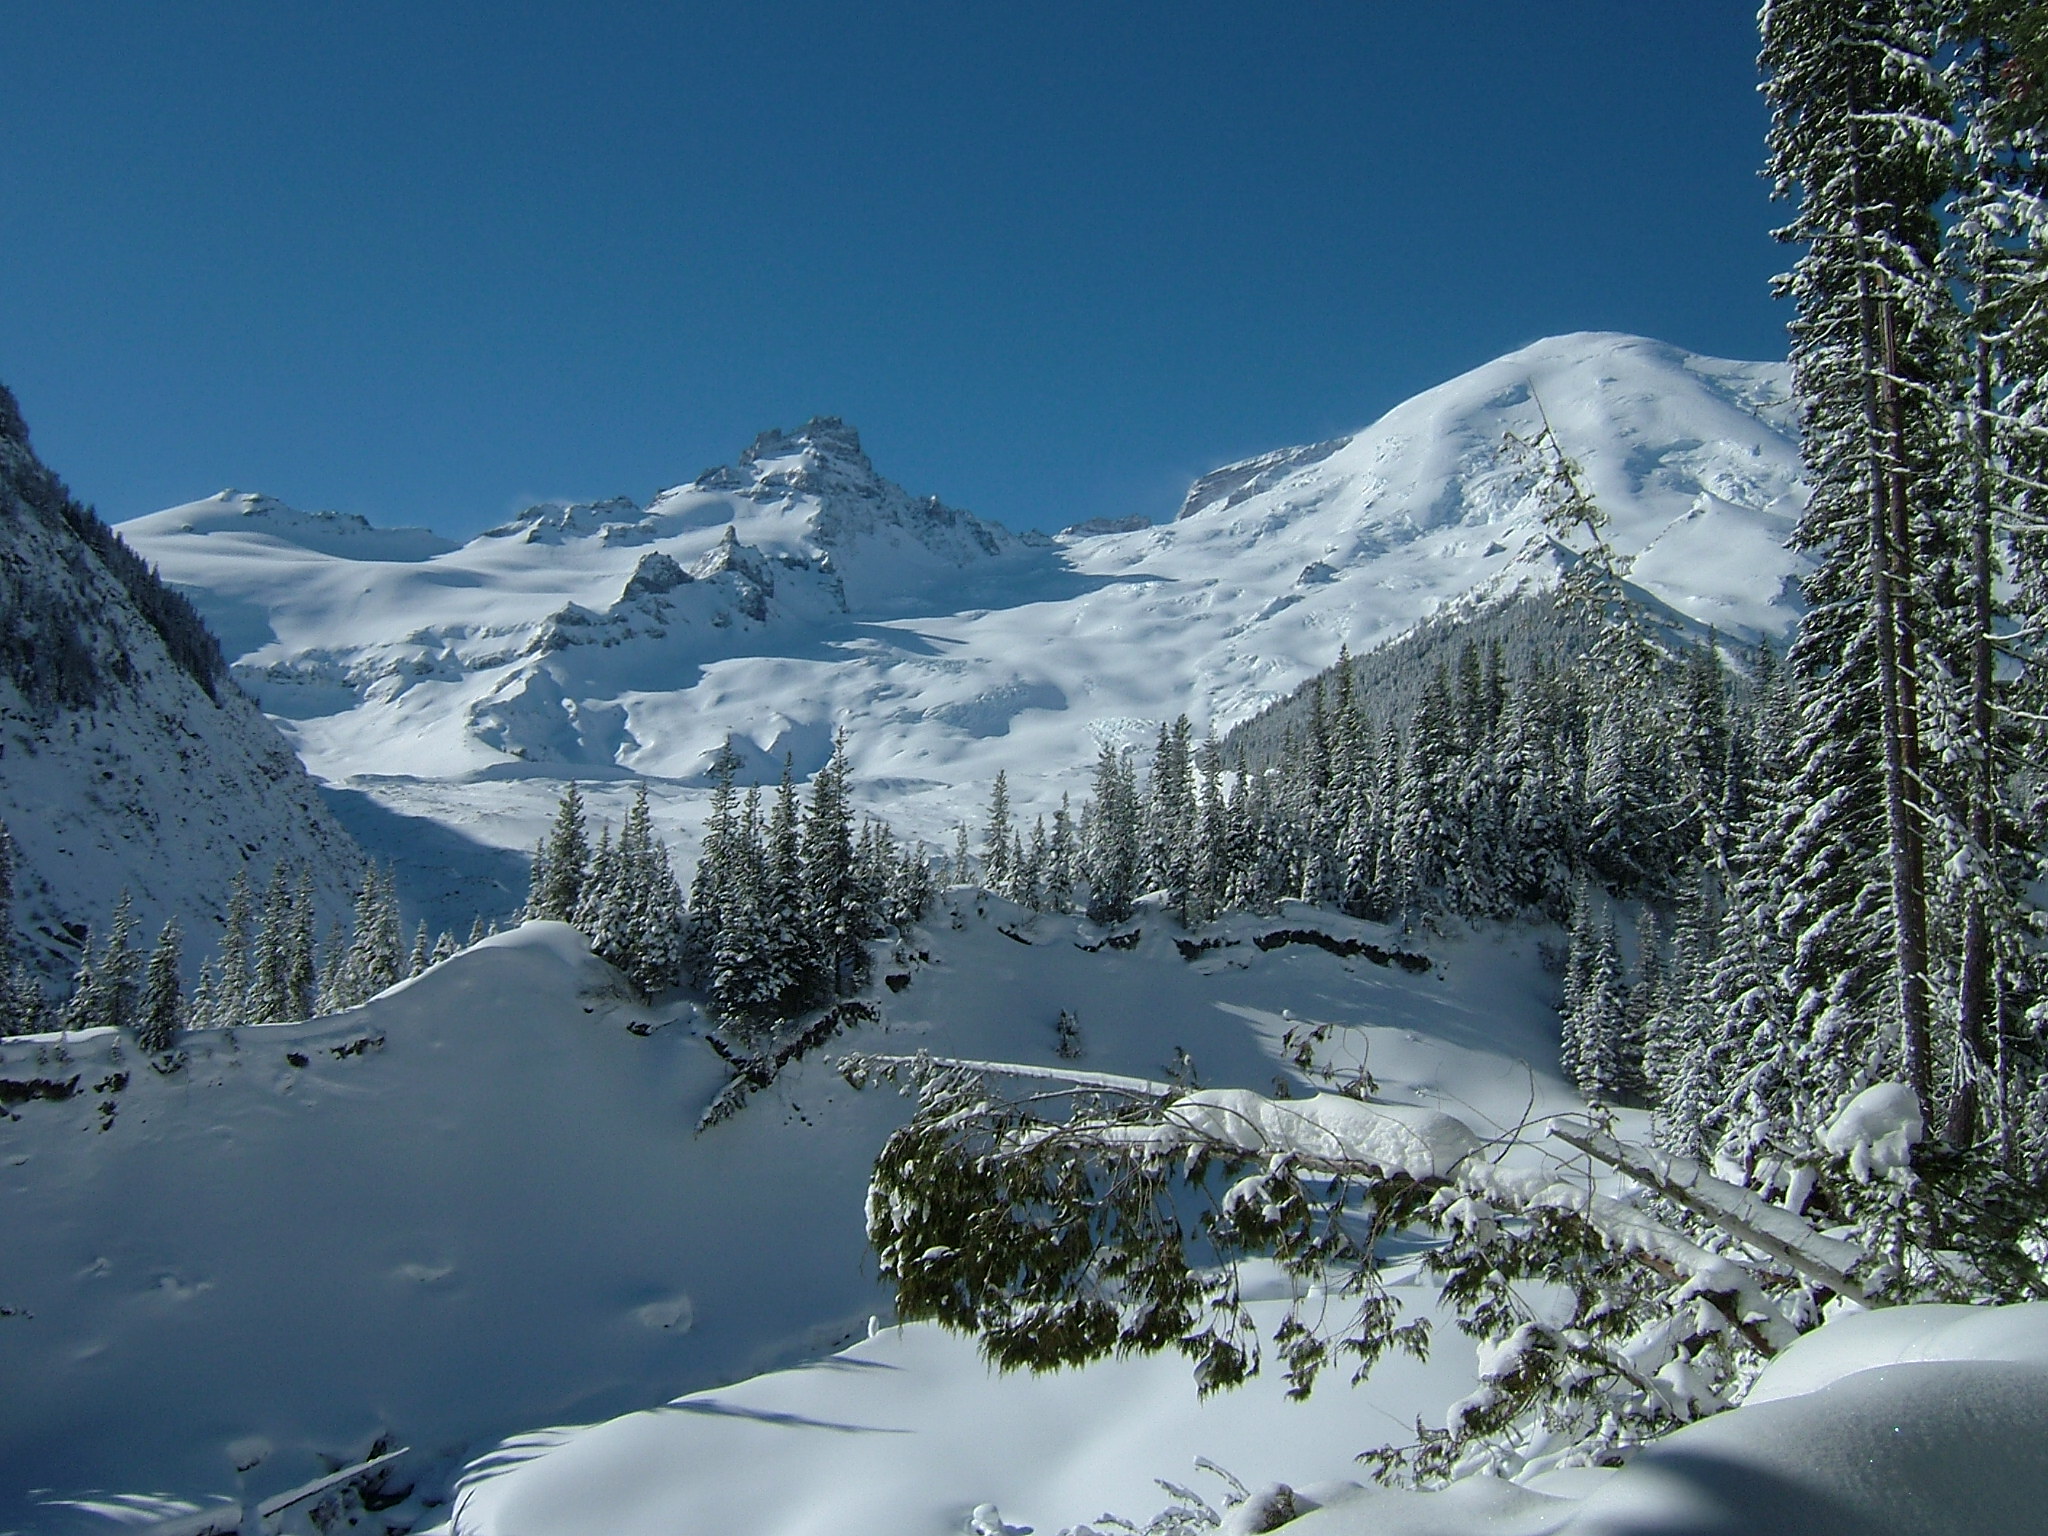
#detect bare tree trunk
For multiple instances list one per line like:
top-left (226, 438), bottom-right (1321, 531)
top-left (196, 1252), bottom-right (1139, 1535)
top-left (1859, 267), bottom-right (1933, 1122)
top-left (1947, 326), bottom-right (2000, 1149)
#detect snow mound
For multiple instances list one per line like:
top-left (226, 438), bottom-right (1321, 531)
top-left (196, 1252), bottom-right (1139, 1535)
top-left (1821, 1081), bottom-right (1923, 1181)
top-left (1744, 1300), bottom-right (2048, 1405)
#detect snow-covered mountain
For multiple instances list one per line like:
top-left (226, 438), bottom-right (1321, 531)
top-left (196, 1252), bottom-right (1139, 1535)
top-left (118, 332), bottom-right (1809, 865)
top-left (0, 388), bottom-right (362, 976)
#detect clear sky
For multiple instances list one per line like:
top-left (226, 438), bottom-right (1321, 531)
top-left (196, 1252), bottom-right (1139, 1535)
top-left (0, 2), bottom-right (1785, 538)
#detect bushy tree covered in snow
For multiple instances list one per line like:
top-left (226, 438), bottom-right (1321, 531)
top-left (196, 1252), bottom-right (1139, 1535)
top-left (135, 917), bottom-right (184, 1053)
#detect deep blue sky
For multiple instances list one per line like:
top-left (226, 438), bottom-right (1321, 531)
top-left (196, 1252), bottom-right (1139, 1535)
top-left (1, 3), bottom-right (1785, 537)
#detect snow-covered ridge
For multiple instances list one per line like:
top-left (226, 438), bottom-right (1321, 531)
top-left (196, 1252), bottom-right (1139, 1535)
top-left (118, 333), bottom-right (1809, 862)
top-left (0, 392), bottom-right (362, 972)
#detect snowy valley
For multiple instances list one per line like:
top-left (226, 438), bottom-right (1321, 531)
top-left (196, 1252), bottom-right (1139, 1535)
top-left (6, 312), bottom-right (2046, 1536)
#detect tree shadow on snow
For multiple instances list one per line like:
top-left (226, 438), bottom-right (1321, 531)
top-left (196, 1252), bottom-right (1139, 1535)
top-left (656, 1400), bottom-right (912, 1435)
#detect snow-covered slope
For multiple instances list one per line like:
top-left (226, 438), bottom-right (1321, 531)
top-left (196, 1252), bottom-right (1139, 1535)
top-left (0, 388), bottom-right (361, 976)
top-left (118, 334), bottom-right (1807, 863)
top-left (0, 901), bottom-right (1567, 1533)
top-left (449, 1296), bottom-right (2048, 1536)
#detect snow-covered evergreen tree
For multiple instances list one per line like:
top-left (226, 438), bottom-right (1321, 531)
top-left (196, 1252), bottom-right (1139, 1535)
top-left (135, 917), bottom-right (185, 1054)
top-left (62, 891), bottom-right (139, 1035)
top-left (249, 863), bottom-right (294, 1025)
top-left (214, 871), bottom-right (254, 1029)
top-left (803, 735), bottom-right (866, 998)
top-left (0, 823), bottom-right (44, 1036)
top-left (529, 783), bottom-right (591, 922)
top-left (980, 769), bottom-right (1014, 897)
top-left (1084, 743), bottom-right (1141, 924)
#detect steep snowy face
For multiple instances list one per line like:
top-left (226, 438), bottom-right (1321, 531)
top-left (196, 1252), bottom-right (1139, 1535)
top-left (0, 389), bottom-right (362, 976)
top-left (1153, 331), bottom-right (1804, 645)
top-left (118, 334), bottom-right (1807, 855)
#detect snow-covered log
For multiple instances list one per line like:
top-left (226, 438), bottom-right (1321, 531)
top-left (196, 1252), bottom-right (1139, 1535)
top-left (1549, 1117), bottom-right (1869, 1304)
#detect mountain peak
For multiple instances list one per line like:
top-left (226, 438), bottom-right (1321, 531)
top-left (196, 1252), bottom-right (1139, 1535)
top-left (690, 416), bottom-right (888, 503)
top-left (741, 416), bottom-right (869, 471)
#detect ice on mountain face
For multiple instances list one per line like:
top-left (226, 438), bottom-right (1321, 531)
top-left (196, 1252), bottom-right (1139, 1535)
top-left (117, 333), bottom-right (1809, 863)
top-left (1178, 436), bottom-right (1351, 520)
top-left (0, 389), bottom-right (364, 975)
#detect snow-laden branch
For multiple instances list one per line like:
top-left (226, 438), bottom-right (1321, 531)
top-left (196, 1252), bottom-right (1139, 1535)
top-left (1063, 1088), bottom-right (1486, 1184)
top-left (1549, 1118), bottom-right (1870, 1305)
top-left (844, 1050), bottom-right (1176, 1098)
top-left (1459, 1160), bottom-right (1803, 1356)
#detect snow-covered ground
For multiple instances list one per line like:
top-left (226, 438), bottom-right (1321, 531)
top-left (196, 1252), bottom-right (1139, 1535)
top-left (450, 1297), bottom-right (2048, 1536)
top-left (0, 899), bottom-right (1567, 1534)
top-left (117, 333), bottom-right (1809, 871)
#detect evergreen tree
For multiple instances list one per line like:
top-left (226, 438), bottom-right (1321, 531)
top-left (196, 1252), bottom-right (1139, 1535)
top-left (803, 735), bottom-right (866, 998)
top-left (531, 783), bottom-right (592, 921)
top-left (981, 769), bottom-right (1014, 896)
top-left (1046, 794), bottom-right (1077, 913)
top-left (1085, 744), bottom-right (1141, 924)
top-left (573, 826), bottom-right (624, 961)
top-left (620, 783), bottom-right (686, 991)
top-left (688, 744), bottom-right (743, 974)
top-left (136, 918), bottom-right (185, 1053)
top-left (286, 867), bottom-right (318, 1020)
top-left (711, 786), bottom-right (784, 1022)
top-left (250, 863), bottom-right (294, 1025)
top-left (189, 960), bottom-right (217, 1036)
top-left (338, 862), bottom-right (403, 1007)
top-left (63, 892), bottom-right (140, 1034)
top-left (1143, 717), bottom-right (1198, 921)
top-left (1762, 0), bottom-right (1952, 1128)
top-left (894, 841), bottom-right (938, 929)
top-left (0, 823), bottom-right (43, 1037)
top-left (216, 871), bottom-right (254, 1029)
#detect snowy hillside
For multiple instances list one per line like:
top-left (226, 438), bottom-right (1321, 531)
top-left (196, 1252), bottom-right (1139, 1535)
top-left (0, 902), bottom-right (1569, 1534)
top-left (118, 334), bottom-right (1807, 864)
top-left (450, 1293), bottom-right (2048, 1536)
top-left (0, 388), bottom-right (361, 977)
